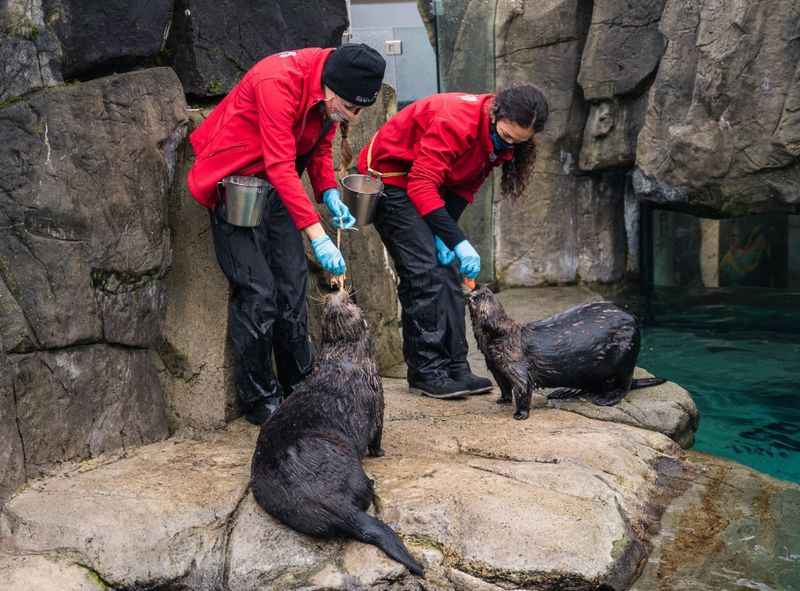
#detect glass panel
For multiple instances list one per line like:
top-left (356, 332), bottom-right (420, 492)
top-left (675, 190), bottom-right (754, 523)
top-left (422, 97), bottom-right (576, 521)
top-left (392, 26), bottom-right (437, 107)
top-left (349, 2), bottom-right (437, 105)
top-left (650, 210), bottom-right (798, 289)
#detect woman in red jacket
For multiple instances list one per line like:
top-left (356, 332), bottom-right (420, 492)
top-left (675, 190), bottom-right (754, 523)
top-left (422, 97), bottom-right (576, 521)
top-left (187, 44), bottom-right (385, 424)
top-left (357, 85), bottom-right (549, 399)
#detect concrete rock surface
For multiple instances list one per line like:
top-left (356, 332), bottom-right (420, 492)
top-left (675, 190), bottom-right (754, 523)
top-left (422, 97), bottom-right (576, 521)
top-left (2, 374), bottom-right (698, 590)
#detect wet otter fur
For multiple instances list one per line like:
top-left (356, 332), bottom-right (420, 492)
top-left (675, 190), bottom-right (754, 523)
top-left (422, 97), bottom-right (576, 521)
top-left (250, 289), bottom-right (424, 577)
top-left (467, 287), bottom-right (665, 420)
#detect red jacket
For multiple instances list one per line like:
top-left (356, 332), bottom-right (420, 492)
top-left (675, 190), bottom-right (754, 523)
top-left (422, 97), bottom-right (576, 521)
top-left (187, 48), bottom-right (338, 230)
top-left (357, 93), bottom-right (512, 217)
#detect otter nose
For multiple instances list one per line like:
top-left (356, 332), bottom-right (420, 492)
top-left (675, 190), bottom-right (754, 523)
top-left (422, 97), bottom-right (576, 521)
top-left (326, 289), bottom-right (350, 307)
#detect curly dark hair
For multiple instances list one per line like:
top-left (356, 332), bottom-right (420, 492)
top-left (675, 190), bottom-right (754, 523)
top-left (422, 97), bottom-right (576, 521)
top-left (492, 84), bottom-right (549, 201)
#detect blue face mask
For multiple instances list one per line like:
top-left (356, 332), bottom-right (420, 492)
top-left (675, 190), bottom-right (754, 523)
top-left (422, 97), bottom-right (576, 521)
top-left (490, 123), bottom-right (514, 152)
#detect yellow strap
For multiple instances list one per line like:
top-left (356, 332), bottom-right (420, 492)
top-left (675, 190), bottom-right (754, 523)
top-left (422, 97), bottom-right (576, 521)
top-left (367, 132), bottom-right (407, 178)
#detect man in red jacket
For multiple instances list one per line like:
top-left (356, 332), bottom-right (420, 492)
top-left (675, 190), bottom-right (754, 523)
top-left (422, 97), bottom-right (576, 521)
top-left (187, 44), bottom-right (385, 425)
top-left (358, 85), bottom-right (549, 400)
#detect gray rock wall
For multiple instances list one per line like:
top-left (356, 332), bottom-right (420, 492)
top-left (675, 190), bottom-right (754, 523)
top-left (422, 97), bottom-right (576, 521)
top-left (166, 0), bottom-right (348, 97)
top-left (494, 0), bottom-right (617, 286)
top-left (0, 67), bottom-right (186, 499)
top-left (0, 0), bottom-right (173, 103)
top-left (1, 0), bottom-right (353, 499)
top-left (635, 0), bottom-right (800, 216)
top-left (429, 0), bottom-right (799, 285)
top-left (158, 110), bottom-right (238, 434)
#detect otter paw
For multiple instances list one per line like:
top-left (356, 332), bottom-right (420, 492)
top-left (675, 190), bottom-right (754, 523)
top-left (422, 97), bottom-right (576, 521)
top-left (513, 410), bottom-right (529, 420)
top-left (369, 448), bottom-right (386, 457)
top-left (496, 397), bottom-right (512, 405)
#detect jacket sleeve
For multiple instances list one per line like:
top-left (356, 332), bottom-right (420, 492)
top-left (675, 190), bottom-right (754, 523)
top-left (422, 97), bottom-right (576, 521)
top-left (255, 78), bottom-right (321, 230)
top-left (306, 121), bottom-right (338, 201)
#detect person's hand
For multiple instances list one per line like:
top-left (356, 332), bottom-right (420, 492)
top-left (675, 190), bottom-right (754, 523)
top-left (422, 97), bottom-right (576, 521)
top-left (434, 236), bottom-right (455, 266)
top-left (310, 235), bottom-right (346, 276)
top-left (454, 240), bottom-right (480, 279)
top-left (322, 188), bottom-right (356, 229)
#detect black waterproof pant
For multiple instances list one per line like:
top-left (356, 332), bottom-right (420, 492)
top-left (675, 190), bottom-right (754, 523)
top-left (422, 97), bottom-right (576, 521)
top-left (210, 190), bottom-right (313, 418)
top-left (373, 185), bottom-right (469, 383)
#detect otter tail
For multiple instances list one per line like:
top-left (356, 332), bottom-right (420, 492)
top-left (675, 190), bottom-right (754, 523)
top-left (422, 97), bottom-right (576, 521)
top-left (631, 377), bottom-right (666, 389)
top-left (349, 511), bottom-right (425, 577)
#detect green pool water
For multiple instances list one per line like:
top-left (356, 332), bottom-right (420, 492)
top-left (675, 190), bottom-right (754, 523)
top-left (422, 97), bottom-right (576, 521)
top-left (635, 288), bottom-right (800, 485)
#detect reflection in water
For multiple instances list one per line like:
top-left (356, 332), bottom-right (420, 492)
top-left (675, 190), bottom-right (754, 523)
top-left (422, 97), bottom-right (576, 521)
top-left (636, 288), bottom-right (800, 484)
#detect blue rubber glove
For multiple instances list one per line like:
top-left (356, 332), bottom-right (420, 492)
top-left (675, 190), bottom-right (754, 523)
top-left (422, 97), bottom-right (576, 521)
top-left (310, 235), bottom-right (346, 276)
top-left (434, 236), bottom-right (455, 266)
top-left (454, 240), bottom-right (480, 279)
top-left (322, 188), bottom-right (356, 229)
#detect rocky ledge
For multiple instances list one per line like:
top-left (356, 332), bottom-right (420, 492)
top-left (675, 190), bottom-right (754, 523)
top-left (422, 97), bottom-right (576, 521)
top-left (2, 371), bottom-right (692, 591)
top-left (1, 374), bottom-right (797, 590)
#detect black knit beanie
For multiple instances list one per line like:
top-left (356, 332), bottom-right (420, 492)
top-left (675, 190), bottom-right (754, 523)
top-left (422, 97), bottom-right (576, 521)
top-left (323, 43), bottom-right (386, 106)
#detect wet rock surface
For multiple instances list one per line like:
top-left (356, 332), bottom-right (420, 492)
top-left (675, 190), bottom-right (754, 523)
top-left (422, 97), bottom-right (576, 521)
top-left (631, 452), bottom-right (800, 591)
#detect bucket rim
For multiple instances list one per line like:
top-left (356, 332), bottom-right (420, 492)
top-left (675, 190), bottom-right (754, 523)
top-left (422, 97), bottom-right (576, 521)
top-left (341, 173), bottom-right (383, 195)
top-left (222, 175), bottom-right (268, 188)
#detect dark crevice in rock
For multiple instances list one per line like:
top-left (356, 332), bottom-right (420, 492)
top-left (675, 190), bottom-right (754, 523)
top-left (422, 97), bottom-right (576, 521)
top-left (64, 58), bottom-right (168, 86)
top-left (606, 495), bottom-right (647, 588)
top-left (457, 442), bottom-right (559, 464)
top-left (7, 342), bottom-right (152, 359)
top-left (91, 268), bottom-right (163, 294)
top-left (221, 486), bottom-right (254, 588)
top-left (385, 410), bottom-right (484, 423)
top-left (408, 533), bottom-right (601, 591)
top-left (594, 17), bottom-right (662, 30)
top-left (160, 124), bottom-right (189, 189)
top-left (618, 62), bottom-right (661, 101)
top-left (496, 37), bottom-right (581, 60)
top-left (11, 378), bottom-right (28, 479)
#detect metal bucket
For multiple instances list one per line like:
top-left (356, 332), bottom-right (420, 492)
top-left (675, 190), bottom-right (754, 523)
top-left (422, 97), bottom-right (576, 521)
top-left (340, 174), bottom-right (383, 227)
top-left (217, 176), bottom-right (270, 227)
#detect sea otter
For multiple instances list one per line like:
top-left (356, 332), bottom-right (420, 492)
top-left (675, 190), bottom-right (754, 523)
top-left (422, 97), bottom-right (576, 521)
top-left (250, 288), bottom-right (424, 577)
top-left (467, 287), bottom-right (664, 420)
